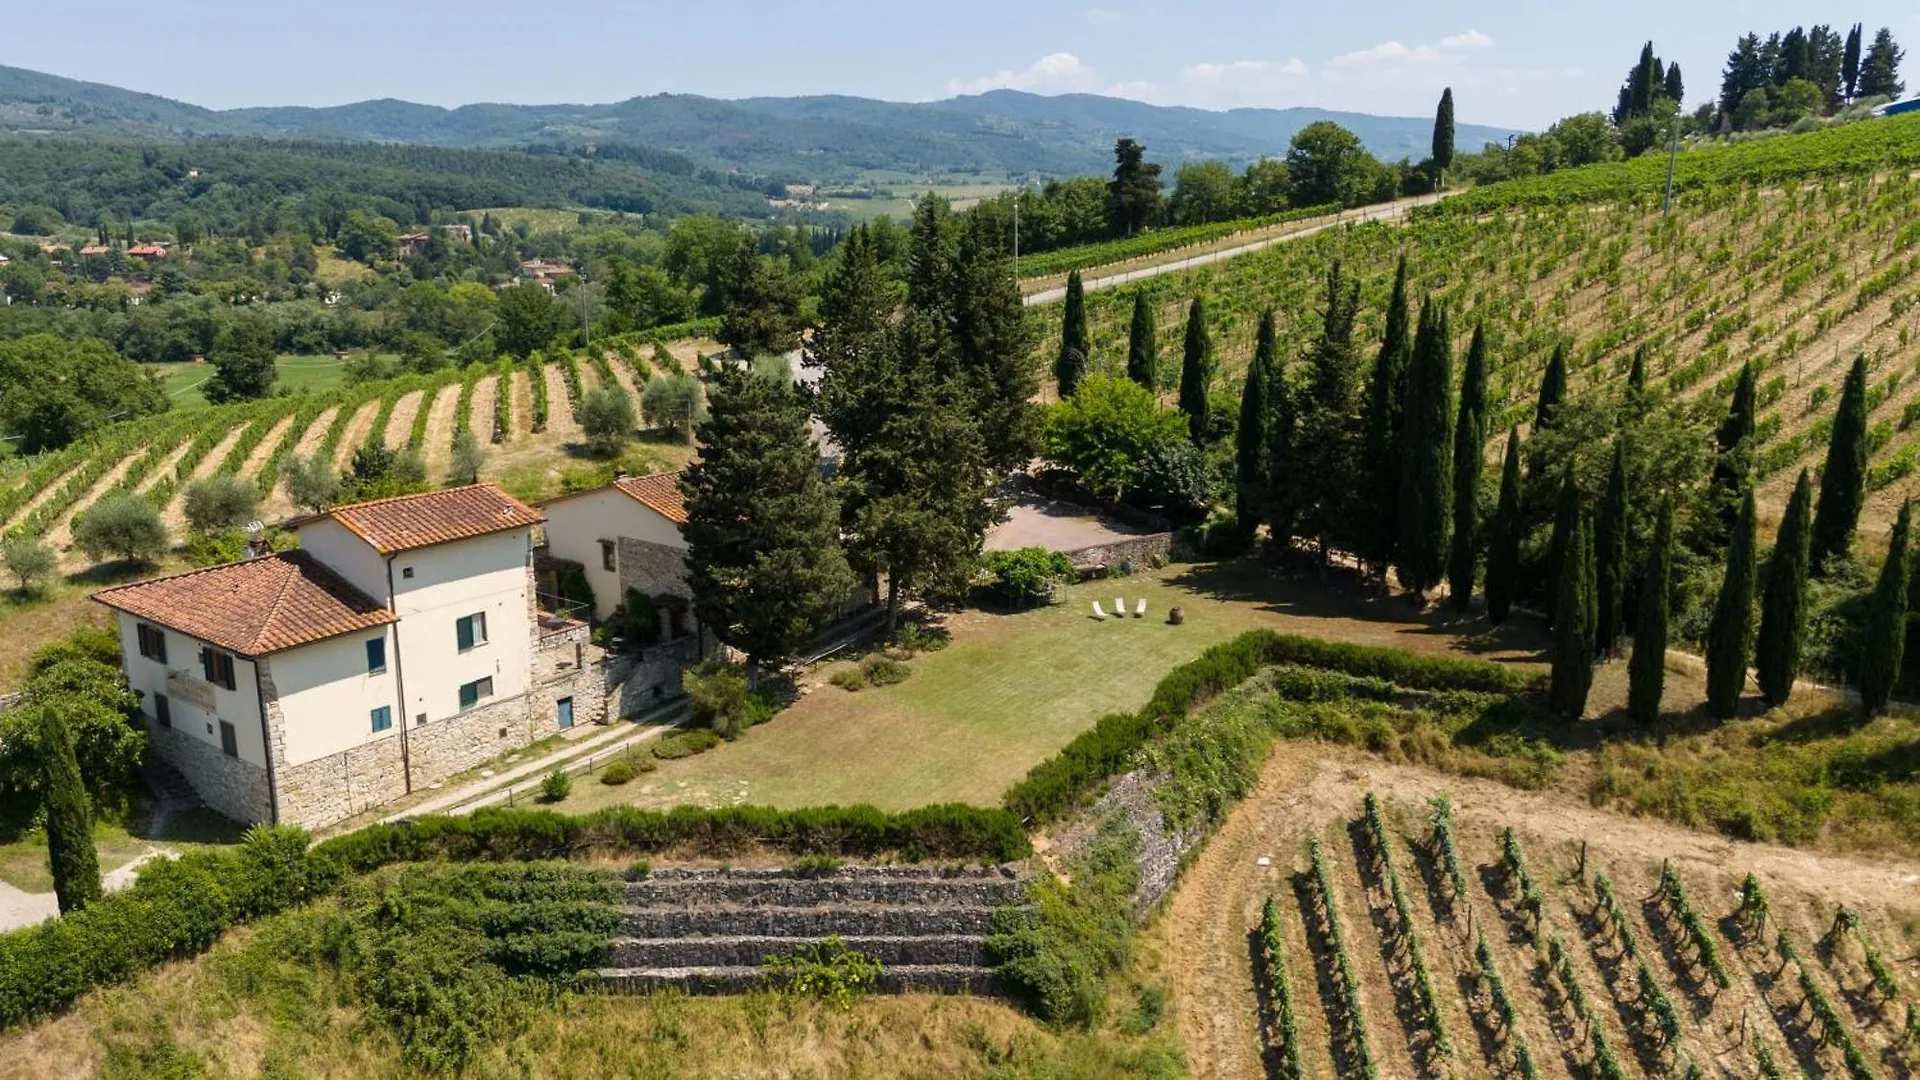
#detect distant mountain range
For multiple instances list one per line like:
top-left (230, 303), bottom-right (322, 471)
top-left (0, 64), bottom-right (1521, 182)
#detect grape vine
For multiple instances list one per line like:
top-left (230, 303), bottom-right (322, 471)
top-left (1306, 836), bottom-right (1376, 1080)
top-left (1257, 896), bottom-right (1304, 1080)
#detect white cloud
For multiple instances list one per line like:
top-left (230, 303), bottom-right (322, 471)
top-left (1438, 30), bottom-right (1494, 51)
top-left (947, 52), bottom-right (1102, 96)
top-left (1331, 29), bottom-right (1493, 69)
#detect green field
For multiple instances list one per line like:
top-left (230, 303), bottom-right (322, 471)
top-left (154, 354), bottom-right (359, 408)
top-left (550, 561), bottom-right (1535, 815)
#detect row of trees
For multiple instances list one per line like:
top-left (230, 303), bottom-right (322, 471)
top-left (1719, 24), bottom-right (1905, 127)
top-left (679, 195), bottom-right (1037, 682)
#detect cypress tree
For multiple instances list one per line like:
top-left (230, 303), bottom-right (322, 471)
top-left (1396, 299), bottom-right (1453, 594)
top-left (1712, 361), bottom-right (1757, 530)
top-left (1486, 428), bottom-right (1523, 623)
top-left (1056, 269), bottom-right (1088, 398)
top-left (1432, 87), bottom-right (1456, 187)
top-left (1705, 490), bottom-right (1759, 720)
top-left (1536, 342), bottom-right (1568, 432)
top-left (1447, 323), bottom-right (1489, 609)
top-left (1628, 496), bottom-right (1674, 724)
top-left (1755, 470), bottom-right (1814, 707)
top-left (1545, 467), bottom-right (1581, 625)
top-left (1844, 23), bottom-right (1864, 99)
top-left (1264, 359), bottom-right (1299, 547)
top-left (1236, 311), bottom-right (1274, 535)
top-left (40, 705), bottom-right (101, 914)
top-left (1811, 354), bottom-right (1870, 572)
top-left (1298, 259), bottom-right (1363, 559)
top-left (1126, 291), bottom-right (1157, 391)
top-left (1858, 500), bottom-right (1913, 714)
top-left (1595, 442), bottom-right (1628, 654)
top-left (1178, 297), bottom-right (1212, 444)
top-left (1361, 253), bottom-right (1413, 578)
top-left (1549, 510), bottom-right (1595, 718)
top-left (1627, 346), bottom-right (1647, 393)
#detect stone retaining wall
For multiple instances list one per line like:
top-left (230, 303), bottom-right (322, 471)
top-left (604, 637), bottom-right (703, 718)
top-left (1068, 532), bottom-right (1173, 574)
top-left (620, 903), bottom-right (999, 938)
top-left (611, 934), bottom-right (987, 968)
top-left (273, 734), bottom-right (408, 830)
top-left (145, 718), bottom-right (273, 824)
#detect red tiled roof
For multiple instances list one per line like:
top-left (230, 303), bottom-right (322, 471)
top-left (93, 551), bottom-right (394, 657)
top-left (323, 483), bottom-right (544, 554)
top-left (539, 472), bottom-right (687, 524)
top-left (613, 472), bottom-right (687, 524)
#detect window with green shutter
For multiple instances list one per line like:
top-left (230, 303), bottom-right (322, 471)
top-left (456, 612), bottom-right (487, 652)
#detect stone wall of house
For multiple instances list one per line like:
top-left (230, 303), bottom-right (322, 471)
top-left (273, 737), bottom-right (409, 830)
top-left (1069, 532), bottom-right (1173, 574)
top-left (605, 636), bottom-right (703, 718)
top-left (406, 691), bottom-right (536, 786)
top-left (146, 717), bottom-right (274, 825)
top-left (534, 621), bottom-right (607, 728)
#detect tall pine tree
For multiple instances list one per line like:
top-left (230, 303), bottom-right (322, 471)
top-left (1595, 442), bottom-right (1629, 654)
top-left (681, 366), bottom-right (857, 686)
top-left (1395, 299), bottom-right (1453, 594)
top-left (1755, 470), bottom-right (1814, 707)
top-left (1446, 323), bottom-right (1489, 608)
top-left (1178, 297), bottom-right (1212, 444)
top-left (1361, 253), bottom-right (1413, 579)
top-left (1126, 292), bottom-right (1158, 391)
top-left (1628, 497), bottom-right (1674, 724)
top-left (1549, 511), bottom-right (1595, 718)
top-left (1236, 311), bottom-right (1275, 536)
top-left (948, 206), bottom-right (1041, 472)
top-left (1843, 23), bottom-right (1864, 99)
top-left (1432, 88), bottom-right (1456, 187)
top-left (40, 704), bottom-right (101, 914)
top-left (1810, 354), bottom-right (1870, 571)
top-left (1485, 428), bottom-right (1523, 623)
top-left (1545, 468), bottom-right (1581, 625)
top-left (1298, 260), bottom-right (1363, 558)
top-left (1859, 500), bottom-right (1913, 715)
top-left (1712, 360), bottom-right (1757, 531)
top-left (1056, 270), bottom-right (1088, 398)
top-left (1705, 490), bottom-right (1758, 719)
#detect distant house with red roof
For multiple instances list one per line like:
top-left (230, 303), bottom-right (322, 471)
top-left (126, 243), bottom-right (168, 259)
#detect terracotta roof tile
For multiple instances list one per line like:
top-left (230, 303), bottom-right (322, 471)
top-left (93, 551), bottom-right (395, 657)
top-left (612, 472), bottom-right (687, 524)
top-left (325, 483), bottom-right (543, 554)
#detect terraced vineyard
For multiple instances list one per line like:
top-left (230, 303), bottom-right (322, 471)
top-left (1252, 791), bottom-right (1919, 1079)
top-left (1033, 123), bottom-right (1920, 535)
top-left (0, 333), bottom-right (691, 571)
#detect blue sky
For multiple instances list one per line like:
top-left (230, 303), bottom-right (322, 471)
top-left (6, 1), bottom-right (1917, 128)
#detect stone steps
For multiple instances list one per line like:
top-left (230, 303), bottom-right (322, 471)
top-left (595, 865), bottom-right (1027, 997)
top-left (611, 933), bottom-right (988, 968)
top-left (620, 902), bottom-right (1000, 938)
top-left (599, 963), bottom-right (995, 995)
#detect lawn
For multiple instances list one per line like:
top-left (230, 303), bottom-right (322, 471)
top-left (0, 809), bottom-right (245, 892)
top-left (549, 560), bottom-right (1544, 815)
top-left (155, 354), bottom-right (355, 409)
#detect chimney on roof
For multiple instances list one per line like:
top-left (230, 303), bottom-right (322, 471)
top-left (613, 468), bottom-right (629, 480)
top-left (243, 521), bottom-right (270, 560)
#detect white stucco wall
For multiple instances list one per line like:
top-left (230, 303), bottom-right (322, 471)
top-left (271, 628), bottom-right (400, 766)
top-left (114, 610), bottom-right (268, 768)
top-left (294, 517), bottom-right (390, 602)
top-left (542, 489), bottom-right (685, 619)
top-left (389, 528), bottom-right (535, 724)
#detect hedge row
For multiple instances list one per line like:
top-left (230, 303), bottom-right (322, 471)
top-left (1003, 630), bottom-right (1536, 823)
top-left (317, 803), bottom-right (1030, 871)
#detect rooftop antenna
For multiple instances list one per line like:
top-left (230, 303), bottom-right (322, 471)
top-left (243, 520), bottom-right (269, 560)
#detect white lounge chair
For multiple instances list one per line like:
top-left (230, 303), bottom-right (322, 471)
top-left (1091, 601), bottom-right (1108, 620)
top-left (1114, 597), bottom-right (1126, 619)
top-left (1134, 598), bottom-right (1147, 618)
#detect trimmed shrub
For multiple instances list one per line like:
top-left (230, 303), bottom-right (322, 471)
top-left (860, 654), bottom-right (911, 687)
top-left (652, 729), bottom-right (722, 759)
top-left (539, 768), bottom-right (572, 802)
top-left (828, 667), bottom-right (867, 691)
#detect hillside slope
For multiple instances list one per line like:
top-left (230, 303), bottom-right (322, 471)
top-left (0, 64), bottom-right (1520, 180)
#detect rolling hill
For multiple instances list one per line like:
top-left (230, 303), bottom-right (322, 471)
top-left (0, 63), bottom-right (1519, 182)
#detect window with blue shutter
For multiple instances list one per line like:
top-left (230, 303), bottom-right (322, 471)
top-left (370, 706), bottom-right (392, 733)
top-left (366, 637), bottom-right (387, 675)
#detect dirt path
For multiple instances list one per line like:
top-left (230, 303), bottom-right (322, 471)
top-left (45, 449), bottom-right (144, 563)
top-left (543, 363), bottom-right (583, 443)
top-left (606, 349), bottom-right (646, 402)
top-left (1163, 748), bottom-right (1920, 1080)
top-left (329, 400), bottom-right (380, 471)
top-left (257, 407), bottom-right (338, 521)
top-left (470, 374), bottom-right (501, 444)
top-left (418, 383), bottom-right (464, 482)
top-left (382, 389), bottom-right (425, 450)
top-left (235, 413), bottom-right (296, 486)
top-left (509, 370), bottom-right (533, 440)
top-left (157, 422), bottom-right (252, 535)
top-left (132, 441), bottom-right (195, 495)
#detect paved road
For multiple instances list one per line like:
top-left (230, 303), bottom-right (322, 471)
top-left (1022, 193), bottom-right (1444, 307)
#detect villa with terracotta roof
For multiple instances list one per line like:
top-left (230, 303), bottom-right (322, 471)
top-left (538, 472), bottom-right (697, 628)
top-left (94, 484), bottom-right (603, 829)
